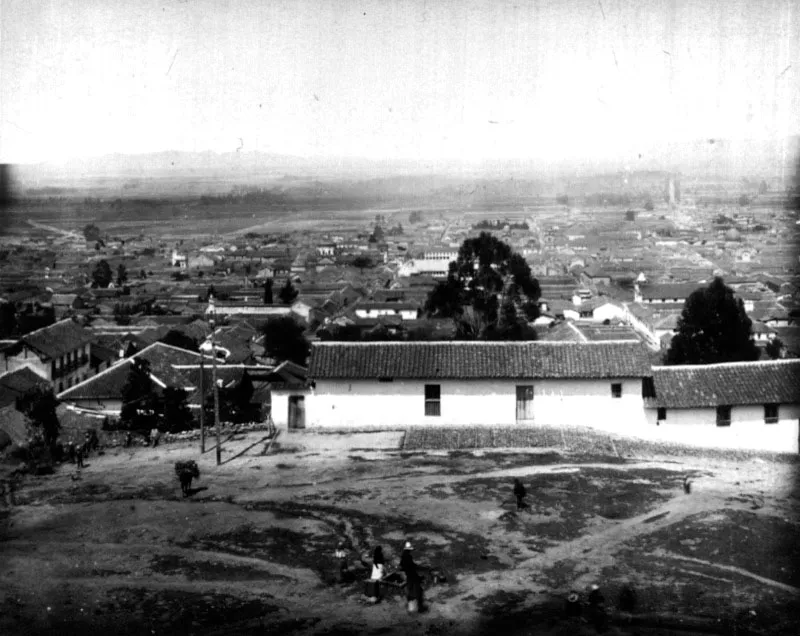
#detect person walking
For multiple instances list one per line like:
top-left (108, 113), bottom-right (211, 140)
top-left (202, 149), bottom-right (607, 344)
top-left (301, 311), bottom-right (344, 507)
top-left (400, 541), bottom-right (423, 613)
top-left (513, 478), bottom-right (527, 510)
top-left (75, 446), bottom-right (84, 469)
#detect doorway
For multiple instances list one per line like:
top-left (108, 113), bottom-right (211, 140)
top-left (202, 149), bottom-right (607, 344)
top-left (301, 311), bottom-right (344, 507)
top-left (288, 395), bottom-right (305, 429)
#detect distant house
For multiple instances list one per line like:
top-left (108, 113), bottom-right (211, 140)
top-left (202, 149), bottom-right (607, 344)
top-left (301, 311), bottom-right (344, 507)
top-left (634, 283), bottom-right (702, 305)
top-left (57, 342), bottom-right (217, 416)
top-left (648, 360), bottom-right (800, 453)
top-left (306, 341), bottom-right (653, 428)
top-left (1, 319), bottom-right (93, 393)
top-left (188, 254), bottom-right (215, 269)
top-left (316, 243), bottom-right (336, 257)
top-left (353, 302), bottom-right (420, 321)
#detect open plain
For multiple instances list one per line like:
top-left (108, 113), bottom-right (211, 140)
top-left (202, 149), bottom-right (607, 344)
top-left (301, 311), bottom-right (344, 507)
top-left (1, 428), bottom-right (798, 635)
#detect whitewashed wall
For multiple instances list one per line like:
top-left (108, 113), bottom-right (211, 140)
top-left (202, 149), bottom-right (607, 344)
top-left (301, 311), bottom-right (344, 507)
top-left (639, 403), bottom-right (800, 453)
top-left (306, 378), bottom-right (648, 429)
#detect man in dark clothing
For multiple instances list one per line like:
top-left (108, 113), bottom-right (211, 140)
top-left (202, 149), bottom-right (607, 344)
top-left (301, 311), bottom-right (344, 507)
top-left (67, 442), bottom-right (76, 464)
top-left (400, 541), bottom-right (423, 613)
top-left (513, 478), bottom-right (527, 510)
top-left (76, 446), bottom-right (84, 469)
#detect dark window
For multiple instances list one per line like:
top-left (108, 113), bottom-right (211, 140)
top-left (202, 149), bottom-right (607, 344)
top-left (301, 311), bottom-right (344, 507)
top-left (716, 405), bottom-right (732, 427)
top-left (641, 377), bottom-right (656, 398)
top-left (378, 377), bottom-right (394, 383)
top-left (611, 383), bottom-right (622, 398)
top-left (516, 385), bottom-right (534, 420)
top-left (424, 384), bottom-right (441, 417)
top-left (764, 404), bottom-right (779, 424)
top-left (657, 407), bottom-right (667, 421)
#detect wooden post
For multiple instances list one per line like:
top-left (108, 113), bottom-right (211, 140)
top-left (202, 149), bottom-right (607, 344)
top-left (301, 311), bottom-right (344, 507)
top-left (199, 354), bottom-right (205, 453)
top-left (211, 321), bottom-right (221, 465)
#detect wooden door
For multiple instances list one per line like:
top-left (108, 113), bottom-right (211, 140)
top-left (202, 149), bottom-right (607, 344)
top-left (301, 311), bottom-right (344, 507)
top-left (516, 385), bottom-right (534, 422)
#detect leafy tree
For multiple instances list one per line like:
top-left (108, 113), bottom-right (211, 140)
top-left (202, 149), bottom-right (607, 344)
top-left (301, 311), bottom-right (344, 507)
top-left (625, 210), bottom-right (637, 221)
top-left (120, 359), bottom-right (161, 432)
top-left (425, 232), bottom-right (540, 340)
top-left (0, 301), bottom-right (17, 337)
top-left (262, 316), bottom-right (310, 365)
top-left (278, 278), bottom-right (298, 305)
top-left (203, 374), bottom-right (257, 425)
top-left (263, 278), bottom-right (274, 304)
top-left (371, 225), bottom-right (385, 243)
top-left (139, 269), bottom-right (147, 279)
top-left (160, 387), bottom-right (195, 433)
top-left (116, 263), bottom-right (128, 287)
top-left (92, 259), bottom-right (113, 288)
top-left (352, 255), bottom-right (374, 273)
top-left (665, 277), bottom-right (760, 365)
top-left (765, 337), bottom-right (784, 360)
top-left (160, 329), bottom-right (200, 352)
top-left (738, 194), bottom-right (751, 207)
top-left (556, 194), bottom-right (569, 205)
top-left (17, 386), bottom-right (60, 447)
top-left (83, 223), bottom-right (101, 242)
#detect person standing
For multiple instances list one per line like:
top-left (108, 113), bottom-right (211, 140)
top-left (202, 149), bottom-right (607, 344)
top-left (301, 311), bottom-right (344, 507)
top-left (366, 545), bottom-right (386, 602)
top-left (400, 541), bottom-right (423, 613)
top-left (513, 478), bottom-right (527, 510)
top-left (75, 446), bottom-right (84, 469)
top-left (334, 541), bottom-right (348, 583)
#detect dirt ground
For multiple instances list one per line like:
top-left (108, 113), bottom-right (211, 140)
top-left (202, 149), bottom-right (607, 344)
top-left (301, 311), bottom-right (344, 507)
top-left (1, 430), bottom-right (799, 635)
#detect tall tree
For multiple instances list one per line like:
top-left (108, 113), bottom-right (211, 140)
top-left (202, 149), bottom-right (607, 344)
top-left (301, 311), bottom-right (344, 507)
top-left (120, 359), bottom-right (161, 432)
top-left (665, 277), bottom-right (760, 365)
top-left (262, 316), bottom-right (310, 365)
top-left (425, 232), bottom-right (540, 339)
top-left (91, 260), bottom-right (113, 288)
top-left (278, 278), bottom-right (298, 305)
top-left (160, 387), bottom-right (195, 433)
top-left (0, 301), bottom-right (17, 337)
top-left (116, 263), bottom-right (128, 287)
top-left (17, 386), bottom-right (60, 447)
top-left (263, 278), bottom-right (274, 304)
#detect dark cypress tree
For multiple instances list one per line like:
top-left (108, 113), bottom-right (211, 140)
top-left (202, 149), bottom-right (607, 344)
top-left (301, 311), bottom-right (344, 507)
top-left (665, 277), bottom-right (760, 365)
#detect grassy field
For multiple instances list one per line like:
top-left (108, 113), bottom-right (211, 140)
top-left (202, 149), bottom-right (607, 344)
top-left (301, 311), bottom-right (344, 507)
top-left (1, 428), bottom-right (798, 635)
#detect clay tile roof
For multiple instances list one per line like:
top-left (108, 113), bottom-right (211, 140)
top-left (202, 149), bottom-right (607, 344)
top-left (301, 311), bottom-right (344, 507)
top-left (308, 341), bottom-right (652, 380)
top-left (652, 360), bottom-right (800, 408)
top-left (22, 319), bottom-right (93, 360)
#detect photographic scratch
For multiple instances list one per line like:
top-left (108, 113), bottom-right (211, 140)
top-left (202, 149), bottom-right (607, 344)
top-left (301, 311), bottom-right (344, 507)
top-left (313, 93), bottom-right (320, 101)
top-left (598, 0), bottom-right (605, 20)
top-left (236, 138), bottom-right (244, 152)
top-left (662, 50), bottom-right (671, 57)
top-left (612, 48), bottom-right (619, 69)
top-left (777, 65), bottom-right (791, 78)
top-left (166, 48), bottom-right (180, 75)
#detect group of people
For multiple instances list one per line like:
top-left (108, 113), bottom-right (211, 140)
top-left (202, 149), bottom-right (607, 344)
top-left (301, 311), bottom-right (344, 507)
top-left (335, 540), bottom-right (424, 613)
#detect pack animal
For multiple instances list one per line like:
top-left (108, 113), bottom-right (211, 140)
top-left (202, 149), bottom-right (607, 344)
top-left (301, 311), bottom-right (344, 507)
top-left (174, 460), bottom-right (200, 497)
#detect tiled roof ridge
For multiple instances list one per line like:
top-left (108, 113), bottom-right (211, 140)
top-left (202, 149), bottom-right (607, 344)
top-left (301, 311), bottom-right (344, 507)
top-left (21, 317), bottom-right (78, 340)
top-left (311, 340), bottom-right (644, 346)
top-left (654, 359), bottom-right (800, 371)
top-left (57, 359), bottom-right (133, 398)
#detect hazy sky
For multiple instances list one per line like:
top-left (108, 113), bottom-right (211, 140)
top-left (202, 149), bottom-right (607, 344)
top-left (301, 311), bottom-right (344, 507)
top-left (1, 0), bottom-right (798, 165)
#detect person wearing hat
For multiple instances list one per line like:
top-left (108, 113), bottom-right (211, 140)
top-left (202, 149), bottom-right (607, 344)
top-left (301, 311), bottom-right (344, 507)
top-left (587, 584), bottom-right (608, 632)
top-left (400, 541), bottom-right (423, 613)
top-left (513, 478), bottom-right (527, 510)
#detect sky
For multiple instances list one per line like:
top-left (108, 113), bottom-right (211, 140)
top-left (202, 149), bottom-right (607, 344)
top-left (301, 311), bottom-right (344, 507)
top-left (1, 0), bottom-right (799, 168)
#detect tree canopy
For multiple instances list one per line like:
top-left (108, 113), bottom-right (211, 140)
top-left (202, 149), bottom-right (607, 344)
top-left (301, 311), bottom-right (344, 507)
top-left (17, 386), bottom-right (60, 447)
top-left (262, 316), bottom-right (310, 366)
top-left (278, 278), bottom-right (298, 305)
top-left (263, 278), bottom-right (274, 304)
top-left (424, 232), bottom-right (540, 340)
top-left (120, 359), bottom-right (161, 432)
top-left (83, 223), bottom-right (101, 242)
top-left (665, 277), bottom-right (760, 365)
top-left (160, 329), bottom-right (200, 352)
top-left (92, 260), bottom-right (113, 288)
top-left (161, 386), bottom-right (196, 433)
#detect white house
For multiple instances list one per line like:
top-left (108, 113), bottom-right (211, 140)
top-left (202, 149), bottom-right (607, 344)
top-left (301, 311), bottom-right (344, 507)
top-left (646, 360), bottom-right (800, 453)
top-left (353, 302), bottom-right (420, 321)
top-left (306, 341), bottom-right (653, 429)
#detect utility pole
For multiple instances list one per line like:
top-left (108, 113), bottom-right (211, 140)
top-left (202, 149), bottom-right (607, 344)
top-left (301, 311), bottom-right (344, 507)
top-left (210, 311), bottom-right (221, 466)
top-left (208, 295), bottom-right (222, 466)
top-left (199, 353), bottom-right (205, 453)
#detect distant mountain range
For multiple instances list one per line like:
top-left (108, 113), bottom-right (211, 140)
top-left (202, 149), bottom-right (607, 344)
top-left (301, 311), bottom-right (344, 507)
top-left (9, 136), bottom-right (800, 193)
